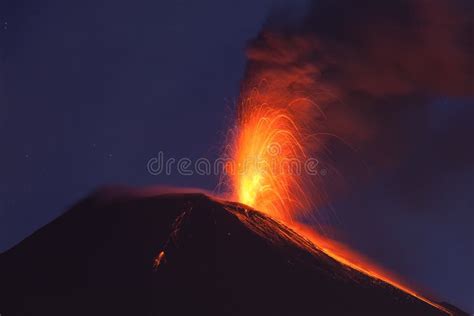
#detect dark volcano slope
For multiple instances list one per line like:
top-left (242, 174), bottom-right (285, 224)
top-left (0, 189), bottom-right (460, 316)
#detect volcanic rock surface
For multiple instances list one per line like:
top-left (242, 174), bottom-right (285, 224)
top-left (0, 188), bottom-right (464, 315)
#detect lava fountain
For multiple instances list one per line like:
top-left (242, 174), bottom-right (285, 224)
top-left (229, 90), bottom-right (320, 223)
top-left (224, 32), bottom-right (452, 315)
top-left (226, 83), bottom-right (451, 315)
top-left (226, 33), bottom-right (332, 225)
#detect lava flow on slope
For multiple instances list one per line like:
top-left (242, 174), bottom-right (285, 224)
top-left (224, 92), bottom-right (454, 314)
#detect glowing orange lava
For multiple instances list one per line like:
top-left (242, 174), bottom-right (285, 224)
top-left (290, 222), bottom-right (451, 315)
top-left (227, 87), bottom-right (451, 315)
top-left (228, 88), bottom-right (320, 223)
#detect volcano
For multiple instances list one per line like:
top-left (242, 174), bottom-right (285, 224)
top-left (0, 188), bottom-right (464, 316)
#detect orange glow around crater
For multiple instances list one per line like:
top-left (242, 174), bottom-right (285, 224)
top-left (229, 88), bottom-right (319, 223)
top-left (226, 85), bottom-right (451, 315)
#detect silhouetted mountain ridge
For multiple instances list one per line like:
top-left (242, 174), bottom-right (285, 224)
top-left (0, 188), bottom-right (466, 315)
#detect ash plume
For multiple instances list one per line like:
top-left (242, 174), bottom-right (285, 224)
top-left (242, 0), bottom-right (473, 166)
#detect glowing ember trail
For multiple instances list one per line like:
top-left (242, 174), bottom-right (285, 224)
top-left (226, 87), bottom-right (451, 315)
top-left (228, 86), bottom-right (322, 223)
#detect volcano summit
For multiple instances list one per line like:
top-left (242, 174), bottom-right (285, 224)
top-left (0, 188), bottom-right (464, 316)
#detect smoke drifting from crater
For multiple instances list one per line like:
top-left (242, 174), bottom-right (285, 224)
top-left (242, 0), bottom-right (473, 166)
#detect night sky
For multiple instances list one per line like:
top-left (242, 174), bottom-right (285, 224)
top-left (0, 0), bottom-right (472, 313)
